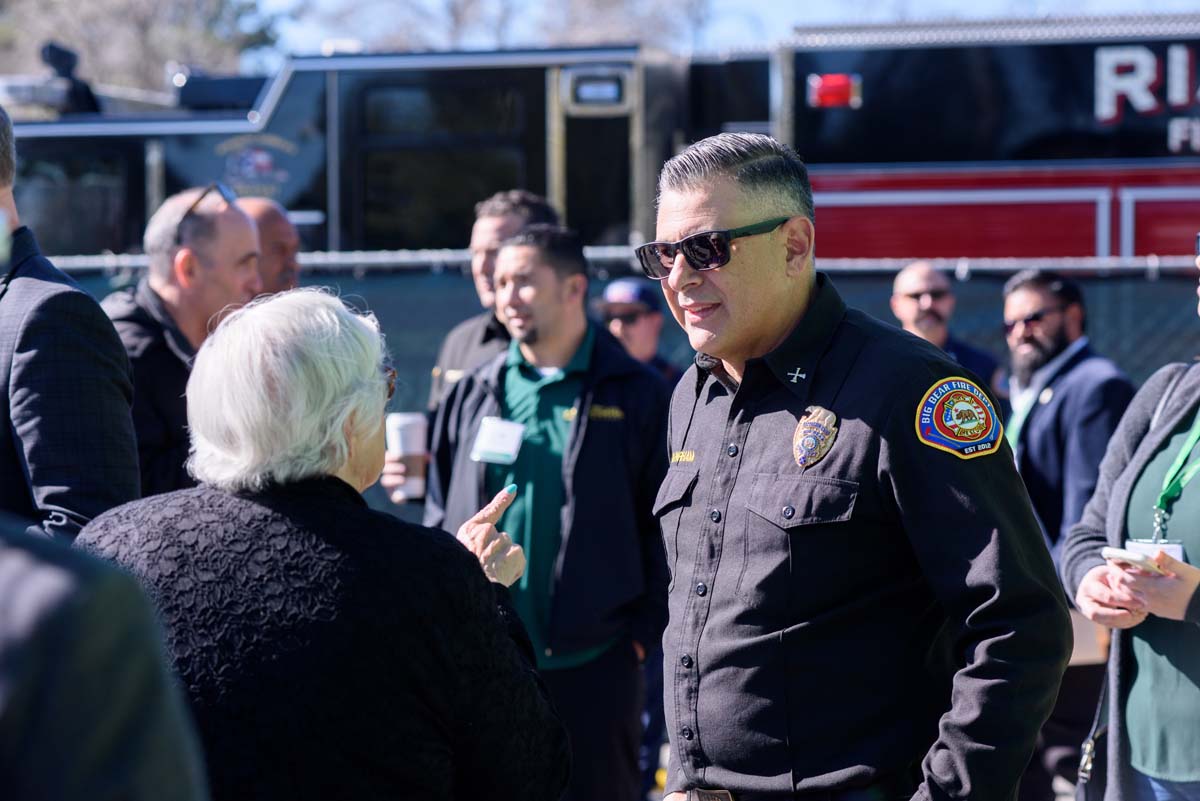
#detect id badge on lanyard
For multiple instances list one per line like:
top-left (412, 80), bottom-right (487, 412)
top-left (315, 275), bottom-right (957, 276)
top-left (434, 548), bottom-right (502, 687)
top-left (1127, 409), bottom-right (1200, 563)
top-left (469, 416), bottom-right (525, 465)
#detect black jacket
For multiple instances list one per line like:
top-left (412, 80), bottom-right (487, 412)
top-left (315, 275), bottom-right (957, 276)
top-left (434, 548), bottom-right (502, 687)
top-left (101, 278), bottom-right (196, 497)
top-left (77, 476), bottom-right (569, 801)
top-left (425, 325), bottom-right (670, 657)
top-left (0, 227), bottom-right (139, 539)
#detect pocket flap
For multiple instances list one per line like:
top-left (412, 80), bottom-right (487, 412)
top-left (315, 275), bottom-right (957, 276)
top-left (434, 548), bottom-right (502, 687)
top-left (653, 468), bottom-right (699, 516)
top-left (746, 473), bottom-right (858, 528)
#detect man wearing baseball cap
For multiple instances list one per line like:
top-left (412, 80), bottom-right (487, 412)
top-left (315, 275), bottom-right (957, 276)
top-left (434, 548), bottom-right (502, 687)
top-left (598, 277), bottom-right (681, 387)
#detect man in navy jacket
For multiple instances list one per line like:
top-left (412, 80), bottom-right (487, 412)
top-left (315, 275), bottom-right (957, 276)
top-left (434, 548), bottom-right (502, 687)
top-left (1002, 269), bottom-right (1135, 801)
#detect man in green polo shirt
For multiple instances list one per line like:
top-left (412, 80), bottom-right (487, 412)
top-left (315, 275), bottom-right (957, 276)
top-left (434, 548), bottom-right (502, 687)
top-left (425, 224), bottom-right (670, 801)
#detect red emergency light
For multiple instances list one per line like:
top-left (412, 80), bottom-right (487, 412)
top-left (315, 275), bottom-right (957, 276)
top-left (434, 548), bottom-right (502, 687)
top-left (806, 73), bottom-right (863, 109)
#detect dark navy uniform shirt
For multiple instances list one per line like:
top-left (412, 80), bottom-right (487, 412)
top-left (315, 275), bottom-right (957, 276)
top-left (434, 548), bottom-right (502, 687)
top-left (428, 310), bottom-right (510, 409)
top-left (656, 273), bottom-right (1071, 799)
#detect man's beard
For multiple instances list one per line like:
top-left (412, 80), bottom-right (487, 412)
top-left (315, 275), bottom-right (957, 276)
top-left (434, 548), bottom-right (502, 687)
top-left (514, 325), bottom-right (539, 346)
top-left (1011, 330), bottom-right (1070, 386)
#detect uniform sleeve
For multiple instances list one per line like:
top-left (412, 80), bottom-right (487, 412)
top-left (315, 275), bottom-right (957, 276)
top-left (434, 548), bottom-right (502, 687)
top-left (1056, 373), bottom-right (1135, 559)
top-left (879, 368), bottom-right (1072, 801)
top-left (629, 376), bottom-right (671, 653)
top-left (10, 289), bottom-right (140, 540)
top-left (447, 548), bottom-right (571, 800)
top-left (1061, 364), bottom-right (1187, 600)
top-left (14, 566), bottom-right (208, 801)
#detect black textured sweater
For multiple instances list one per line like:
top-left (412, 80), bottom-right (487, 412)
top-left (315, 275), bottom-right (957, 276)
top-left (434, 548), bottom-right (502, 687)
top-left (77, 475), bottom-right (569, 801)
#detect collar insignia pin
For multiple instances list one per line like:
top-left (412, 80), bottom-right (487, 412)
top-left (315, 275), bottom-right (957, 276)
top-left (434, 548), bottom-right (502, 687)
top-left (1038, 387), bottom-right (1054, 405)
top-left (787, 367), bottom-right (807, 384)
top-left (793, 405), bottom-right (838, 468)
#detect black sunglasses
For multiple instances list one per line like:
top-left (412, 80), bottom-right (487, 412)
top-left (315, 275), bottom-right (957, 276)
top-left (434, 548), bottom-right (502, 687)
top-left (635, 217), bottom-right (791, 280)
top-left (604, 309), bottom-right (648, 326)
top-left (176, 182), bottom-right (239, 244)
top-left (1003, 306), bottom-right (1065, 335)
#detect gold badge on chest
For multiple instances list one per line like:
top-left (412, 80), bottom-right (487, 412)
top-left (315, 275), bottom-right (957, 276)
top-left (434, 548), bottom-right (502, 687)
top-left (793, 406), bottom-right (838, 468)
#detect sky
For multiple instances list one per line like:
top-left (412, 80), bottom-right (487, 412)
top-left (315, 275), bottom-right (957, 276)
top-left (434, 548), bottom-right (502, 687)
top-left (259, 0), bottom-right (1200, 62)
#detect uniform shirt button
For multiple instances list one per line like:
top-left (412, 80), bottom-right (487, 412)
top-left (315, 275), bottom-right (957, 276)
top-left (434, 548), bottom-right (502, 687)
top-left (680, 726), bottom-right (694, 740)
top-left (782, 505), bottom-right (795, 520)
top-left (680, 654), bottom-right (693, 668)
top-left (544, 648), bottom-right (553, 657)
top-left (695, 582), bottom-right (707, 597)
top-left (709, 509), bottom-right (721, 523)
top-left (726, 444), bottom-right (738, 457)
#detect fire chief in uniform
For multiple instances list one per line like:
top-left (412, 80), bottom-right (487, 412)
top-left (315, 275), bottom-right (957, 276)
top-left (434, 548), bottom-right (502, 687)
top-left (639, 133), bottom-right (1072, 801)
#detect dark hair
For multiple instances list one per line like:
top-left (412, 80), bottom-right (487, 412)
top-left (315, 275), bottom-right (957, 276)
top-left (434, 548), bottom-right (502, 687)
top-left (657, 132), bottom-right (813, 221)
top-left (501, 223), bottom-right (587, 279)
top-left (0, 104), bottom-right (14, 188)
top-left (1003, 269), bottom-right (1087, 329)
top-left (474, 189), bottom-right (559, 226)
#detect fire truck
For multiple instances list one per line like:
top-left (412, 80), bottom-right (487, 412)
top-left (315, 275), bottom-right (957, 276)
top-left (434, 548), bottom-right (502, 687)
top-left (10, 13), bottom-right (1200, 260)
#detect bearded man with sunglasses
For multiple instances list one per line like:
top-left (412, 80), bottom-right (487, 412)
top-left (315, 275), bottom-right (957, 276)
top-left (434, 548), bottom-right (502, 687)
top-left (1000, 269), bottom-right (1134, 801)
top-left (103, 184), bottom-right (262, 497)
top-left (643, 133), bottom-right (1071, 801)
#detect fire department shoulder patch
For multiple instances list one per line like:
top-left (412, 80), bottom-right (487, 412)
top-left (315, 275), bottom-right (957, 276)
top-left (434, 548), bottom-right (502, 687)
top-left (914, 376), bottom-right (1003, 460)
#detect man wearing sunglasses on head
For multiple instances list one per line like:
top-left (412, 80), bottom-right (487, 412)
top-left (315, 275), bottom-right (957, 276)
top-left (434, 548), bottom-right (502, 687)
top-left (643, 133), bottom-right (1071, 801)
top-left (890, 260), bottom-right (1002, 398)
top-left (103, 184), bottom-right (262, 497)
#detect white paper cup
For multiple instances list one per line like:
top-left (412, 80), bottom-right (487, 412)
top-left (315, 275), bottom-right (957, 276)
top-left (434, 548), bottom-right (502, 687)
top-left (385, 413), bottom-right (428, 499)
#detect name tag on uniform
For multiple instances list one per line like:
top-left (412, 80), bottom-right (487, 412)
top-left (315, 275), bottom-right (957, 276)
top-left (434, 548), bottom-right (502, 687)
top-left (1124, 539), bottom-right (1186, 562)
top-left (470, 417), bottom-right (525, 465)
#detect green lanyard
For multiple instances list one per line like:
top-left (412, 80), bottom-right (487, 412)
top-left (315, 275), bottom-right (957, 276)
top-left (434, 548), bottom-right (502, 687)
top-left (1152, 410), bottom-right (1200, 541)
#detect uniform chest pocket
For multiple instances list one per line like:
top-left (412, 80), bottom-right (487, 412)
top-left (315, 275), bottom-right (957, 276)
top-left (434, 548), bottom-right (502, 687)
top-left (746, 473), bottom-right (858, 528)
top-left (653, 468), bottom-right (698, 589)
top-left (736, 473), bottom-right (859, 607)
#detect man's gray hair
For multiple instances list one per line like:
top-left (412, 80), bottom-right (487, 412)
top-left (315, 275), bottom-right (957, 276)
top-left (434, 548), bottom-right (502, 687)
top-left (143, 188), bottom-right (224, 280)
top-left (657, 133), bottom-right (814, 221)
top-left (0, 104), bottom-right (15, 189)
top-left (186, 288), bottom-right (389, 492)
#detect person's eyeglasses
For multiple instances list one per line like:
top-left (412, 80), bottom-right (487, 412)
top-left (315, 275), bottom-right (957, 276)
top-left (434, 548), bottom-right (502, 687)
top-left (900, 289), bottom-right (950, 302)
top-left (634, 217), bottom-right (791, 280)
top-left (604, 309), bottom-right (647, 326)
top-left (1003, 306), bottom-right (1065, 336)
top-left (383, 366), bottom-right (397, 402)
top-left (176, 182), bottom-right (239, 245)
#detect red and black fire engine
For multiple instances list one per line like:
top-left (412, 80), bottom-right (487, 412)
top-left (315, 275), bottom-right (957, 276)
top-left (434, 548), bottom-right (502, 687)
top-left (10, 13), bottom-right (1200, 260)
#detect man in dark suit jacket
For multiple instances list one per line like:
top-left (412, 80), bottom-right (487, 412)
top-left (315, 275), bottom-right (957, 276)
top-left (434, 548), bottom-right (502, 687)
top-left (0, 517), bottom-right (209, 800)
top-left (0, 104), bottom-right (140, 540)
top-left (1002, 269), bottom-right (1135, 801)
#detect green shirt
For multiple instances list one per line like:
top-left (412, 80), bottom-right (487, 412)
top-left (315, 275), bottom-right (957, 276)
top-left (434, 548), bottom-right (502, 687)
top-left (485, 324), bottom-right (614, 671)
top-left (1124, 402), bottom-right (1200, 781)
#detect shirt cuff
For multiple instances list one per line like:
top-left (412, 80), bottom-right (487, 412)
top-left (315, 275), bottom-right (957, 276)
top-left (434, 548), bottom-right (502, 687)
top-left (1186, 582), bottom-right (1200, 625)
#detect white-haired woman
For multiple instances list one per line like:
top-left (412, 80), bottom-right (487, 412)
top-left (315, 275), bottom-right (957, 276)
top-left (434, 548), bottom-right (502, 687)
top-left (77, 288), bottom-right (569, 801)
